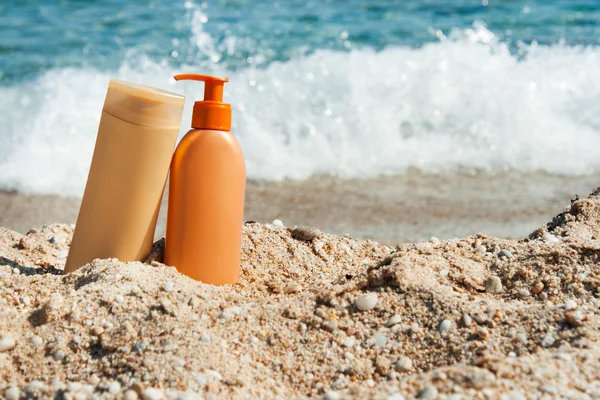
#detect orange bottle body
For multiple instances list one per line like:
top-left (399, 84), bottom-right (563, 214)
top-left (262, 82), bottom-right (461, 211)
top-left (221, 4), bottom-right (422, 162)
top-left (164, 128), bottom-right (246, 285)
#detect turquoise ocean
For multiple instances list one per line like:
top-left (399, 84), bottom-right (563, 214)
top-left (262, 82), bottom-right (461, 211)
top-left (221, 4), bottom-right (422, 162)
top-left (1, 0), bottom-right (600, 195)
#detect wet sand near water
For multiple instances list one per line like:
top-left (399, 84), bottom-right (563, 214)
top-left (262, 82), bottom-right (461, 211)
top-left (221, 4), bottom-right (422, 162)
top-left (1, 172), bottom-right (598, 244)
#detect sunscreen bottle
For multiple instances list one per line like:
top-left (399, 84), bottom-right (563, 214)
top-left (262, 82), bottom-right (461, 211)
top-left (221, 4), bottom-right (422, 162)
top-left (165, 74), bottom-right (246, 285)
top-left (65, 80), bottom-right (185, 273)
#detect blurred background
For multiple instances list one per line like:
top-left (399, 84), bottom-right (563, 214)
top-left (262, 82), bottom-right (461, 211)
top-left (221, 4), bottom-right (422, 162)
top-left (1, 0), bottom-right (599, 243)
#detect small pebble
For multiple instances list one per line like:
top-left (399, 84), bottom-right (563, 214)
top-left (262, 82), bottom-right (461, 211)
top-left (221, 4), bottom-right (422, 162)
top-left (564, 299), bottom-right (577, 310)
top-left (4, 387), bottom-right (19, 400)
top-left (385, 315), bottom-right (401, 327)
top-left (355, 293), bottom-right (378, 311)
top-left (20, 295), bottom-right (31, 306)
top-left (291, 226), bottom-right (322, 241)
top-left (439, 269), bottom-right (449, 278)
top-left (142, 388), bottom-right (165, 400)
top-left (518, 289), bottom-right (531, 298)
top-left (323, 391), bottom-right (341, 400)
top-left (67, 382), bottom-right (83, 392)
top-left (342, 338), bottom-right (355, 348)
top-left (462, 313), bottom-right (472, 327)
top-left (26, 381), bottom-right (45, 393)
top-left (475, 245), bottom-right (487, 253)
top-left (107, 381), bottom-right (122, 394)
top-left (374, 331), bottom-right (387, 347)
top-left (115, 294), bottom-right (125, 303)
top-left (531, 282), bottom-right (544, 295)
top-left (395, 357), bottom-right (413, 372)
top-left (541, 333), bottom-right (555, 347)
top-left (322, 319), bottom-right (338, 332)
top-left (163, 281), bottom-right (174, 292)
top-left (539, 385), bottom-right (557, 394)
top-left (271, 219), bottom-right (284, 227)
top-left (417, 385), bottom-right (438, 399)
top-left (387, 394), bottom-right (406, 400)
top-left (0, 336), bottom-right (16, 352)
top-left (54, 349), bottom-right (66, 361)
top-left (542, 233), bottom-right (559, 244)
top-left (438, 319), bottom-right (452, 334)
top-left (124, 390), bottom-right (140, 400)
top-left (91, 326), bottom-right (105, 336)
top-left (504, 391), bottom-right (526, 400)
top-left (429, 237), bottom-right (440, 245)
top-left (485, 276), bottom-right (503, 294)
top-left (499, 249), bottom-right (512, 258)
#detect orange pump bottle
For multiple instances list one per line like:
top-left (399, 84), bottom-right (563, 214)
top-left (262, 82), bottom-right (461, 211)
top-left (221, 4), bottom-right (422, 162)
top-left (165, 74), bottom-right (246, 285)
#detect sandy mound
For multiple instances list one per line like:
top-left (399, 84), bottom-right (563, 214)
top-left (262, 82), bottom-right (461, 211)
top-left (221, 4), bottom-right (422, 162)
top-left (1, 190), bottom-right (600, 399)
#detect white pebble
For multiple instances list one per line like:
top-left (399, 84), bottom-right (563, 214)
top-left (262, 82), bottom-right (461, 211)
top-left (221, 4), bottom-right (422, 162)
top-left (518, 289), bottom-right (531, 298)
top-left (107, 381), bottom-right (121, 394)
top-left (564, 299), bottom-right (577, 310)
top-left (417, 385), bottom-right (438, 399)
top-left (29, 335), bottom-right (44, 347)
top-left (124, 390), bottom-right (139, 400)
top-left (462, 313), bottom-right (472, 327)
top-left (429, 237), bottom-right (440, 245)
top-left (374, 331), bottom-right (387, 347)
top-left (26, 381), bottom-right (45, 393)
top-left (475, 245), bottom-right (487, 253)
top-left (4, 387), bottom-right (19, 400)
top-left (395, 357), bottom-right (413, 372)
top-left (387, 394), bottom-right (406, 400)
top-left (115, 294), bottom-right (125, 303)
top-left (271, 219), bottom-right (284, 227)
top-left (163, 281), bottom-right (174, 292)
top-left (57, 250), bottom-right (69, 259)
top-left (20, 295), bottom-right (31, 306)
top-left (385, 315), bottom-right (402, 327)
top-left (439, 270), bottom-right (449, 278)
top-left (516, 332), bottom-right (527, 343)
top-left (438, 319), bottom-right (452, 333)
top-left (485, 276), bottom-right (503, 294)
top-left (67, 382), bottom-right (83, 392)
top-left (0, 336), bottom-right (16, 352)
top-left (342, 338), bottom-right (355, 348)
top-left (504, 391), bottom-right (526, 400)
top-left (142, 388), bottom-right (165, 400)
top-left (200, 333), bottom-right (211, 343)
top-left (542, 233), bottom-right (559, 244)
top-left (323, 391), bottom-right (341, 400)
top-left (54, 349), bottom-right (66, 361)
top-left (355, 293), bottom-right (378, 311)
top-left (541, 333), bottom-right (555, 347)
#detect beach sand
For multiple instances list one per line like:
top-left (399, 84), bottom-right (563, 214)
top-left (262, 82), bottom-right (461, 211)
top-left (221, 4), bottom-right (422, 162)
top-left (1, 172), bottom-right (598, 244)
top-left (1, 180), bottom-right (600, 398)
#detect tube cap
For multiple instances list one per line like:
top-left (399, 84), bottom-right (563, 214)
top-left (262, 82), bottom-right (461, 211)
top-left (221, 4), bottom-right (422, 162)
top-left (104, 80), bottom-right (185, 128)
top-left (174, 74), bottom-right (231, 131)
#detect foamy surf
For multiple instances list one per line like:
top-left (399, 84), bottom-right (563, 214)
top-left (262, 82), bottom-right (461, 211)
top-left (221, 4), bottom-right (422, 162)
top-left (1, 24), bottom-right (600, 195)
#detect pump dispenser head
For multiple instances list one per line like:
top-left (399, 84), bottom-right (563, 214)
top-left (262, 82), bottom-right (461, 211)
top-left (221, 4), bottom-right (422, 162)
top-left (174, 74), bottom-right (231, 131)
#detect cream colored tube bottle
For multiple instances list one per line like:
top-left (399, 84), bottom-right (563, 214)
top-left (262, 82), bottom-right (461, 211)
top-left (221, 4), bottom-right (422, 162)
top-left (64, 80), bottom-right (185, 273)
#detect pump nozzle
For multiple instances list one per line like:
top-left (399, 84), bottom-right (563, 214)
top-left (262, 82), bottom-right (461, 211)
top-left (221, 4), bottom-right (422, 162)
top-left (174, 74), bottom-right (231, 131)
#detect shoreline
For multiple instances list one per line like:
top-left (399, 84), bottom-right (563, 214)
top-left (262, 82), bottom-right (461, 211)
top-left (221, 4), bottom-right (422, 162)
top-left (1, 172), bottom-right (598, 244)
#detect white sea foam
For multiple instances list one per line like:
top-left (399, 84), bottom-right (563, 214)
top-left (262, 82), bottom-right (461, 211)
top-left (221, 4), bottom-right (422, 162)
top-left (1, 22), bottom-right (600, 195)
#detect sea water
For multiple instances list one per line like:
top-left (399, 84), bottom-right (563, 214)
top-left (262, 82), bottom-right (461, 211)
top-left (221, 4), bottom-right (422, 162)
top-left (1, 0), bottom-right (600, 195)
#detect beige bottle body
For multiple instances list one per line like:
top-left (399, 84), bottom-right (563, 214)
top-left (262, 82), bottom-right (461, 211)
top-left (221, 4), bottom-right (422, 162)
top-left (65, 80), bottom-right (184, 273)
top-left (164, 128), bottom-right (246, 285)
